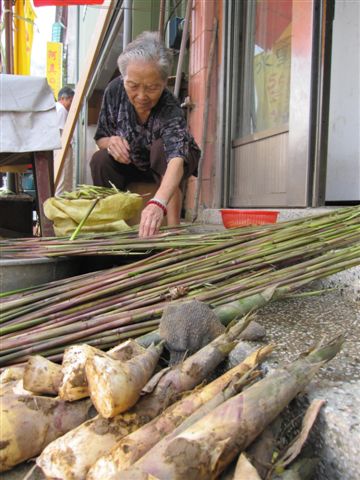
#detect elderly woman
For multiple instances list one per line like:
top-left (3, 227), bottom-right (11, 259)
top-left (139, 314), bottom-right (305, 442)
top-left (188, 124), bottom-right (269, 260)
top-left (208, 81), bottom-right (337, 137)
top-left (90, 31), bottom-right (200, 237)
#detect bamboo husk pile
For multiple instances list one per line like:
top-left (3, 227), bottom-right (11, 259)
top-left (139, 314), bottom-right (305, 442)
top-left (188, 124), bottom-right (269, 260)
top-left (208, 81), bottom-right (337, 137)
top-left (0, 206), bottom-right (359, 367)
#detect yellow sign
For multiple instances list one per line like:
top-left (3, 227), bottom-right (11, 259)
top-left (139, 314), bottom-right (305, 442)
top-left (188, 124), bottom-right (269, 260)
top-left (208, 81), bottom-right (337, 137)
top-left (14, 0), bottom-right (36, 75)
top-left (46, 42), bottom-right (63, 99)
top-left (254, 25), bottom-right (292, 131)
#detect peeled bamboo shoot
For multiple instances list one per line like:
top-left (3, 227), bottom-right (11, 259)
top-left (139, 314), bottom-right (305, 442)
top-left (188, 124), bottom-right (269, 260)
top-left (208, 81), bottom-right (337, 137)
top-left (86, 343), bottom-right (163, 418)
top-left (59, 344), bottom-right (96, 401)
top-left (0, 379), bottom-right (33, 396)
top-left (23, 355), bottom-right (63, 395)
top-left (0, 366), bottom-right (24, 384)
top-left (59, 340), bottom-right (146, 401)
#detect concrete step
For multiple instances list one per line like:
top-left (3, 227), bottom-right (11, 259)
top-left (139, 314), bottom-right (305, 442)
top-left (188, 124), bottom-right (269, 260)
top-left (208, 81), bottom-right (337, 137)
top-left (305, 380), bottom-right (360, 480)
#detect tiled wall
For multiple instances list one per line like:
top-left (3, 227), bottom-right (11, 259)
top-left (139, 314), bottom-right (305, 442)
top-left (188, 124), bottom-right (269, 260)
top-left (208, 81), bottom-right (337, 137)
top-left (186, 0), bottom-right (220, 212)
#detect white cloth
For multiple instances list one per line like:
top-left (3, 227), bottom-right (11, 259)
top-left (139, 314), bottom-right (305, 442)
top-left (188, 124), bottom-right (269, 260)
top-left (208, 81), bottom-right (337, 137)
top-left (54, 101), bottom-right (73, 196)
top-left (55, 102), bottom-right (68, 131)
top-left (0, 75), bottom-right (61, 154)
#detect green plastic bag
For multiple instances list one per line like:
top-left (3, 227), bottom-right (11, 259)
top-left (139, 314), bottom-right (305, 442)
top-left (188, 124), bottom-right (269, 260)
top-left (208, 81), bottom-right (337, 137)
top-left (44, 191), bottom-right (143, 236)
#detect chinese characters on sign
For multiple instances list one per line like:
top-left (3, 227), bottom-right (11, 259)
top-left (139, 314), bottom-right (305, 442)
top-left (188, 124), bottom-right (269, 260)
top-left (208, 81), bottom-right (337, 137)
top-left (254, 25), bottom-right (292, 132)
top-left (46, 42), bottom-right (63, 99)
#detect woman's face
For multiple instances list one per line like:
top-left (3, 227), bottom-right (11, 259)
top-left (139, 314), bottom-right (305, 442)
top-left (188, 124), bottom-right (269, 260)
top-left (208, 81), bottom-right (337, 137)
top-left (124, 61), bottom-right (167, 115)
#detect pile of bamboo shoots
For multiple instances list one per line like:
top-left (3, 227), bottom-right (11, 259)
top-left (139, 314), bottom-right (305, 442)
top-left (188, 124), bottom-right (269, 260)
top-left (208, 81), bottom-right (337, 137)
top-left (58, 184), bottom-right (123, 199)
top-left (0, 314), bottom-right (343, 479)
top-left (1, 206), bottom-right (359, 367)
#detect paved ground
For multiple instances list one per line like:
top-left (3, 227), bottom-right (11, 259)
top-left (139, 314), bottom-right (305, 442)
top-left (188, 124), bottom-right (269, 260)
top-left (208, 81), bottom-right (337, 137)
top-left (226, 286), bottom-right (360, 480)
top-left (257, 287), bottom-right (360, 382)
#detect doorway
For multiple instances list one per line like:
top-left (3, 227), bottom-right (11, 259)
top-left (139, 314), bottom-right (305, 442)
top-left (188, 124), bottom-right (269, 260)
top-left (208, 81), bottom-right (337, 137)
top-left (223, 0), bottom-right (323, 208)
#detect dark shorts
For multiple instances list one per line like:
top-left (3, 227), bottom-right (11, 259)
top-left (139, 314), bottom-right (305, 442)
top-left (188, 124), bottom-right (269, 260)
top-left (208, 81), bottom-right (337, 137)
top-left (90, 139), bottom-right (199, 192)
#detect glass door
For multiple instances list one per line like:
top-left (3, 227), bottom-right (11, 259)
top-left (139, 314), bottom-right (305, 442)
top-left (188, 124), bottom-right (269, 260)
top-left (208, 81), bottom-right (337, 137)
top-left (238, 0), bottom-right (292, 137)
top-left (227, 0), bottom-right (318, 207)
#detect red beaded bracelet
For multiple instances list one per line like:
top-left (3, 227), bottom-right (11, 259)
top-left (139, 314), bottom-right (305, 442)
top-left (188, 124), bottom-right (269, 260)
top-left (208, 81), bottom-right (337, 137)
top-left (146, 199), bottom-right (167, 216)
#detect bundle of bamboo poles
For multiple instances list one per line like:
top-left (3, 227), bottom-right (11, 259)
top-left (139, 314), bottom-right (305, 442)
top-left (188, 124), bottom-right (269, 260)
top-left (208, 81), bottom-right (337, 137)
top-left (0, 229), bottom-right (242, 258)
top-left (1, 206), bottom-right (359, 367)
top-left (0, 225), bottom-right (252, 258)
top-left (1, 206), bottom-right (358, 260)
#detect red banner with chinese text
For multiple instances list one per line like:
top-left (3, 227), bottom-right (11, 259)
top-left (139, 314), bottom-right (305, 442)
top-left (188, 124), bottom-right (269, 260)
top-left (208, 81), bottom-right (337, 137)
top-left (34, 1), bottom-right (104, 6)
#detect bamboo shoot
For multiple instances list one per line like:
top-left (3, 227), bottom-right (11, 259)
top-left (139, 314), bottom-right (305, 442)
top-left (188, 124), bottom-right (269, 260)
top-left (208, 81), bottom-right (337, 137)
top-left (59, 340), bottom-right (146, 401)
top-left (127, 337), bottom-right (343, 479)
top-left (0, 394), bottom-right (93, 472)
top-left (23, 355), bottom-right (63, 395)
top-left (37, 317), bottom-right (251, 480)
top-left (87, 345), bottom-right (272, 478)
top-left (86, 343), bottom-right (163, 417)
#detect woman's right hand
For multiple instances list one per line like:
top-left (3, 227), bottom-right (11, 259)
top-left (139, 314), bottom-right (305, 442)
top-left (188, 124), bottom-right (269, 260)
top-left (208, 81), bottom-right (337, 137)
top-left (107, 136), bottom-right (131, 164)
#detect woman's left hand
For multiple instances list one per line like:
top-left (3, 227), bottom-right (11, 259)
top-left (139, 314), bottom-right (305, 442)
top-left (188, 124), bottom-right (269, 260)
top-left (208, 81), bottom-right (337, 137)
top-left (139, 203), bottom-right (164, 237)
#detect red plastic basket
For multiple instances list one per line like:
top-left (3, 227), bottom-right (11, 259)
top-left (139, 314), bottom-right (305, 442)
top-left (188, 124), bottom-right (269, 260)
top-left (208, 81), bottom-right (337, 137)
top-left (220, 209), bottom-right (279, 229)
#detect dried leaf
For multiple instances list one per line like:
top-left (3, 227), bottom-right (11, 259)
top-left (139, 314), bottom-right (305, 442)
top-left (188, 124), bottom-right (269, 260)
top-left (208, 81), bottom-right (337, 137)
top-left (141, 367), bottom-right (171, 394)
top-left (262, 285), bottom-right (278, 301)
top-left (275, 399), bottom-right (325, 468)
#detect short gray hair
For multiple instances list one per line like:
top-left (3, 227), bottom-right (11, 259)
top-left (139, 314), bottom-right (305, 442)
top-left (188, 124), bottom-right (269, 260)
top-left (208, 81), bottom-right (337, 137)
top-left (117, 31), bottom-right (173, 81)
top-left (58, 86), bottom-right (74, 99)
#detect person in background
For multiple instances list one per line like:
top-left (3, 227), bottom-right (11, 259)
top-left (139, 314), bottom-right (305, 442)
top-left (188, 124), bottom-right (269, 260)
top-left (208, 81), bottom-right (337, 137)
top-left (54, 86), bottom-right (75, 196)
top-left (90, 31), bottom-right (200, 237)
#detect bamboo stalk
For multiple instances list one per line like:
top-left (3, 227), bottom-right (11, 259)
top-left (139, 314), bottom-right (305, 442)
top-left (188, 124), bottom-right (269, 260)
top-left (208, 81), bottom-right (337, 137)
top-left (1, 207), bottom-right (359, 366)
top-left (1, 205), bottom-right (358, 259)
top-left (69, 197), bottom-right (100, 241)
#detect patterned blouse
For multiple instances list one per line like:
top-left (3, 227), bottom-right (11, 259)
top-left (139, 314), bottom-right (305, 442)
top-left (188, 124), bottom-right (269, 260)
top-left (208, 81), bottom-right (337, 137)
top-left (94, 76), bottom-right (201, 172)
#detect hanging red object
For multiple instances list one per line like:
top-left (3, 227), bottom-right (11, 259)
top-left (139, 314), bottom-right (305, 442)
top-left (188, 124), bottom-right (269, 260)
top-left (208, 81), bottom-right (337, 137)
top-left (33, 1), bottom-right (105, 6)
top-left (255, 0), bottom-right (292, 50)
